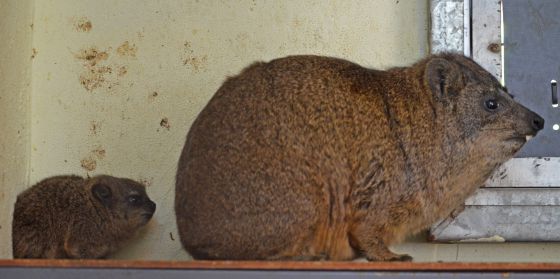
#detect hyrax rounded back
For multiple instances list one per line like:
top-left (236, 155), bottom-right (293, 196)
top-left (13, 175), bottom-right (156, 259)
top-left (175, 53), bottom-right (543, 261)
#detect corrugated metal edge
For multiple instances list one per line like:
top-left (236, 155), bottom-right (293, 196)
top-left (465, 188), bottom-right (560, 206)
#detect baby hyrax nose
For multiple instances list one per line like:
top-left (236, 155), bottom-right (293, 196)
top-left (147, 200), bottom-right (156, 214)
top-left (531, 115), bottom-right (545, 132)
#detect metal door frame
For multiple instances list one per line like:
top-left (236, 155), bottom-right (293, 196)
top-left (430, 0), bottom-right (558, 189)
top-left (430, 0), bottom-right (560, 241)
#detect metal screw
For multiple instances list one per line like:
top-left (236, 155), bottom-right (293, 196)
top-left (551, 80), bottom-right (558, 108)
top-left (487, 43), bottom-right (501, 53)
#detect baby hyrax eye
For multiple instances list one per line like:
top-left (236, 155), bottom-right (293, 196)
top-left (127, 194), bottom-right (142, 205)
top-left (484, 98), bottom-right (499, 111)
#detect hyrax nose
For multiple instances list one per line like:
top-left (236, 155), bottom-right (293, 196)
top-left (147, 200), bottom-right (156, 213)
top-left (531, 115), bottom-right (545, 131)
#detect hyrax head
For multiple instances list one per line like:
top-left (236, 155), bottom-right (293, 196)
top-left (423, 53), bottom-right (544, 159)
top-left (88, 175), bottom-right (156, 229)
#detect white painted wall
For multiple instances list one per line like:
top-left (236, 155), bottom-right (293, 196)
top-left (0, 0), bottom-right (34, 259)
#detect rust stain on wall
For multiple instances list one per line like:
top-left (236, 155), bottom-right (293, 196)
top-left (160, 117), bottom-right (170, 130)
top-left (79, 66), bottom-right (112, 91)
top-left (249, 0), bottom-right (257, 11)
top-left (92, 147), bottom-right (106, 159)
top-left (80, 157), bottom-right (97, 171)
top-left (75, 17), bottom-right (92, 32)
top-left (76, 47), bottom-right (109, 66)
top-left (117, 65), bottom-right (128, 77)
top-left (75, 45), bottom-right (135, 91)
top-left (182, 41), bottom-right (208, 72)
top-left (148, 91), bottom-right (158, 102)
top-left (75, 47), bottom-right (112, 91)
top-left (90, 120), bottom-right (101, 135)
top-left (117, 41), bottom-right (137, 57)
top-left (31, 48), bottom-right (38, 59)
top-left (80, 146), bottom-right (106, 171)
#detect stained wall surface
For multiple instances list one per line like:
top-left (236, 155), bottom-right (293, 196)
top-left (0, 0), bottom-right (34, 258)
top-left (3, 0), bottom-right (560, 263)
top-left (26, 0), bottom-right (428, 260)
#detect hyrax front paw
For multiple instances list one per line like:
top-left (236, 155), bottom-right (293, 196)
top-left (388, 254), bottom-right (413, 262)
top-left (367, 253), bottom-right (413, 262)
top-left (362, 243), bottom-right (414, 262)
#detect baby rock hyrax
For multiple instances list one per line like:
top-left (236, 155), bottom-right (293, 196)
top-left (175, 53), bottom-right (544, 261)
top-left (13, 175), bottom-right (156, 259)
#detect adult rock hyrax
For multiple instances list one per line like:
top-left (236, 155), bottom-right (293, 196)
top-left (13, 175), bottom-right (156, 259)
top-left (175, 53), bottom-right (544, 261)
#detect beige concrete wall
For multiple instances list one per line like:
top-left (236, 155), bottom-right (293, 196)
top-left (26, 0), bottom-right (428, 260)
top-left (3, 0), bottom-right (560, 263)
top-left (0, 0), bottom-right (34, 258)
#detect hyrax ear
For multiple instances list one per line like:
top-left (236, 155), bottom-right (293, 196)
top-left (92, 183), bottom-right (112, 205)
top-left (424, 57), bottom-right (465, 101)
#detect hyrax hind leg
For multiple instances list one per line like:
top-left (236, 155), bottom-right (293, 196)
top-left (350, 223), bottom-right (412, 262)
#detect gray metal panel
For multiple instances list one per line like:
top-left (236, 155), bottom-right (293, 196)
top-left (1, 267), bottom-right (560, 279)
top-left (431, 0), bottom-right (560, 243)
top-left (485, 157), bottom-right (560, 187)
top-left (431, 188), bottom-right (560, 241)
top-left (464, 188), bottom-right (560, 206)
top-left (504, 0), bottom-right (560, 157)
top-left (430, 0), bottom-right (466, 54)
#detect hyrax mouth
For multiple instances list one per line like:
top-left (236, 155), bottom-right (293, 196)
top-left (506, 134), bottom-right (533, 144)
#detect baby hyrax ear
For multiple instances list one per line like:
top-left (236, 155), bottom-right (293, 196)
top-left (425, 57), bottom-right (465, 102)
top-left (92, 183), bottom-right (112, 206)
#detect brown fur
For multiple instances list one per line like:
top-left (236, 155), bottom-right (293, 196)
top-left (12, 175), bottom-right (156, 259)
top-left (175, 53), bottom-right (543, 261)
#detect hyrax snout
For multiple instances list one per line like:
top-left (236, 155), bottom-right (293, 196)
top-left (175, 53), bottom-right (542, 261)
top-left (13, 175), bottom-right (156, 259)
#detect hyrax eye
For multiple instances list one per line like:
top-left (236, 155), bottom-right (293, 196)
top-left (128, 195), bottom-right (142, 205)
top-left (484, 99), bottom-right (499, 111)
